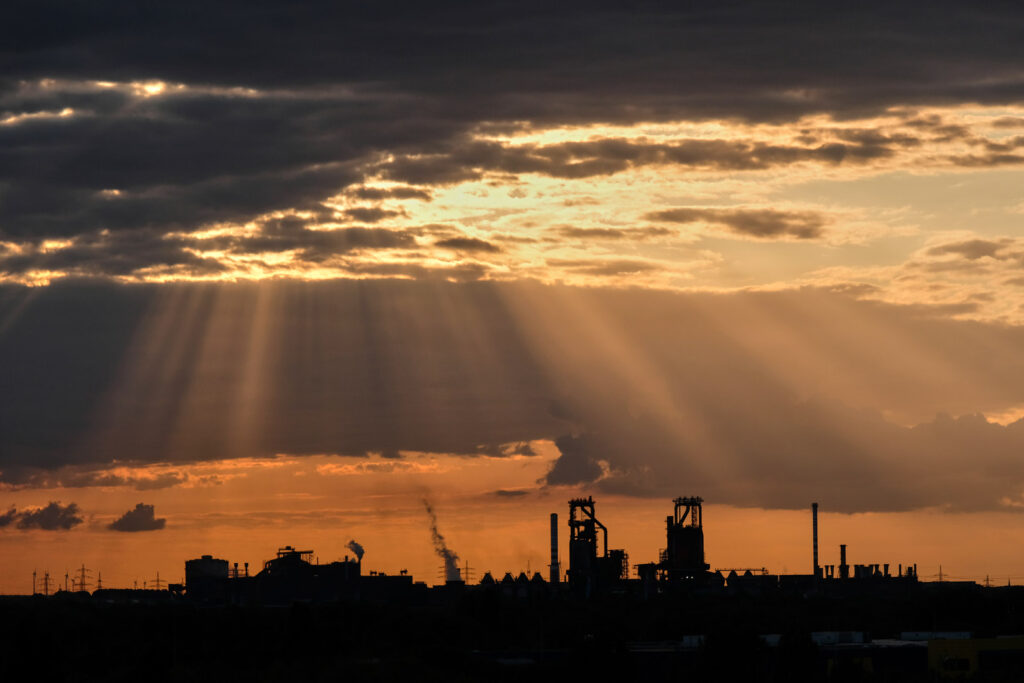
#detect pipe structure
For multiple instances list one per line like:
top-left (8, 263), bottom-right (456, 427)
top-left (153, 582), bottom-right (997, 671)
top-left (549, 513), bottom-right (560, 584)
top-left (840, 544), bottom-right (849, 579)
top-left (812, 502), bottom-right (819, 576)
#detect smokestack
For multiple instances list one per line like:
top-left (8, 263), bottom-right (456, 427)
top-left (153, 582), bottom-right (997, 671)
top-left (839, 544), bottom-right (848, 579)
top-left (812, 502), bottom-right (819, 577)
top-left (549, 513), bottom-right (560, 584)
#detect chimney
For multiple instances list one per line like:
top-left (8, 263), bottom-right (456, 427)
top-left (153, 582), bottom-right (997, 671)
top-left (549, 513), bottom-right (560, 584)
top-left (839, 544), bottom-right (848, 579)
top-left (812, 502), bottom-right (819, 577)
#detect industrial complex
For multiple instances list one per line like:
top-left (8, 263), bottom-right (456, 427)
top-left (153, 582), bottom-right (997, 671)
top-left (164, 495), bottom-right (922, 606)
top-left (12, 495), bottom-right (1024, 681)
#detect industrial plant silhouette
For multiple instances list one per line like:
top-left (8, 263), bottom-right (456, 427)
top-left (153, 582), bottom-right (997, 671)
top-left (7, 496), bottom-right (1024, 682)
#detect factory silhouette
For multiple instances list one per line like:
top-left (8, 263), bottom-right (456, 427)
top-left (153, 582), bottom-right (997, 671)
top-left (13, 495), bottom-right (1024, 681)
top-left (174, 495), bottom-right (920, 605)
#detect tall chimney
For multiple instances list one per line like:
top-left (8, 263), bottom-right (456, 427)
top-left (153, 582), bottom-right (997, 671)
top-left (839, 544), bottom-right (848, 579)
top-left (812, 502), bottom-right (819, 577)
top-left (549, 513), bottom-right (560, 584)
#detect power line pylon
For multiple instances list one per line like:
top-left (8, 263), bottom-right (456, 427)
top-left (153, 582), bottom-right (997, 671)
top-left (76, 564), bottom-right (92, 592)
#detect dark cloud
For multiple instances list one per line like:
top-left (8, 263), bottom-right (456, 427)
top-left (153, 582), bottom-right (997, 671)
top-left (508, 441), bottom-right (536, 456)
top-left (645, 207), bottom-right (827, 239)
top-left (991, 117), bottom-right (1024, 129)
top-left (927, 239), bottom-right (1013, 260)
top-left (945, 153), bottom-right (1024, 168)
top-left (546, 258), bottom-right (663, 275)
top-left (3, 280), bottom-right (1024, 512)
top-left (434, 237), bottom-right (502, 253)
top-left (473, 441), bottom-right (539, 457)
top-left (0, 502), bottom-right (84, 530)
top-left (341, 207), bottom-right (405, 223)
top-left (349, 186), bottom-right (433, 201)
top-left (376, 136), bottom-right (906, 187)
top-left (0, 222), bottom-right (425, 279)
top-left (0, 230), bottom-right (229, 279)
top-left (2, 1), bottom-right (1023, 244)
top-left (545, 435), bottom-right (605, 486)
top-left (0, 464), bottom-right (186, 490)
top-left (555, 226), bottom-right (675, 240)
top-left (493, 489), bottom-right (529, 497)
top-left (225, 225), bottom-right (420, 262)
top-left (108, 502), bottom-right (166, 532)
top-left (0, 507), bottom-right (17, 527)
top-left (543, 405), bottom-right (1024, 513)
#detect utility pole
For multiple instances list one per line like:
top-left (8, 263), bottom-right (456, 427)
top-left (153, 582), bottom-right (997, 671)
top-left (938, 565), bottom-right (943, 583)
top-left (32, 570), bottom-right (36, 595)
top-left (96, 572), bottom-right (103, 590)
top-left (41, 571), bottom-right (51, 596)
top-left (152, 572), bottom-right (164, 591)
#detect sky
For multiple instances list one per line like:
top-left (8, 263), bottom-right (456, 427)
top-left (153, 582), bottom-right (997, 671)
top-left (3, 1), bottom-right (1024, 592)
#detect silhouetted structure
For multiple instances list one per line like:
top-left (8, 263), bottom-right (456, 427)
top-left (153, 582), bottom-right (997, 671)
top-left (11, 494), bottom-right (1019, 682)
top-left (812, 501), bottom-right (820, 578)
top-left (549, 512), bottom-right (560, 584)
top-left (659, 496), bottom-right (710, 581)
top-left (566, 497), bottom-right (628, 597)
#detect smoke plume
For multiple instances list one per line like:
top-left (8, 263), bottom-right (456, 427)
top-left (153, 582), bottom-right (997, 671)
top-left (346, 539), bottom-right (365, 561)
top-left (422, 499), bottom-right (461, 582)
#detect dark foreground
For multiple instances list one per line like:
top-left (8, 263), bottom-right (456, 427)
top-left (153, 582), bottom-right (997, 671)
top-left (3, 585), bottom-right (1024, 682)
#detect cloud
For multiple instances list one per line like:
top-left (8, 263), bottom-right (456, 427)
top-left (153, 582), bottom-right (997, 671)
top-left (542, 403), bottom-right (1024, 513)
top-left (0, 507), bottom-right (18, 527)
top-left (3, 2), bottom-right (1024, 249)
top-left (0, 464), bottom-right (186, 491)
top-left (0, 502), bottom-right (84, 530)
top-left (341, 207), bottom-right (405, 223)
top-left (555, 226), bottom-right (676, 240)
top-left (545, 435), bottom-right (605, 486)
top-left (545, 257), bottom-right (664, 275)
top-left (348, 186), bottom-right (432, 201)
top-left (991, 117), bottom-right (1024, 128)
top-left (108, 503), bottom-right (166, 532)
top-left (0, 229), bottom-right (229, 280)
top-left (927, 239), bottom-right (1014, 260)
top-left (434, 237), bottom-right (502, 253)
top-left (375, 135), bottom-right (910, 187)
top-left (646, 207), bottom-right (827, 239)
top-left (2, 280), bottom-right (1024, 512)
top-left (0, 221), bottom-right (431, 281)
top-left (493, 489), bottom-right (529, 497)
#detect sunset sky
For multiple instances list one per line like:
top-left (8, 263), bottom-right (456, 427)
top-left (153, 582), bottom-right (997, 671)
top-left (3, 1), bottom-right (1024, 592)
